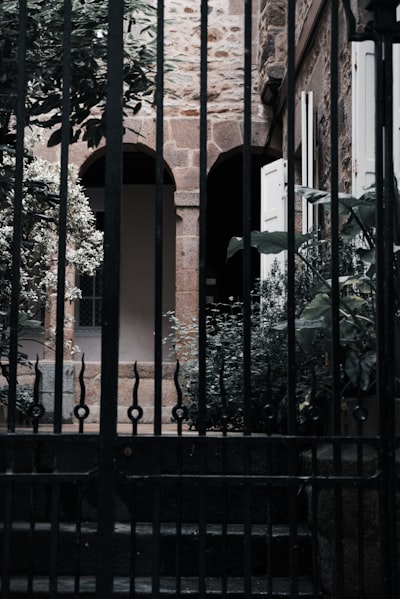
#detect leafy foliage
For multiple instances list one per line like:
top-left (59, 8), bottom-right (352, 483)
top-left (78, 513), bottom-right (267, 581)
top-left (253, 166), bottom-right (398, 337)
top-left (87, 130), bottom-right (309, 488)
top-left (0, 0), bottom-right (156, 148)
top-left (229, 183), bottom-right (400, 400)
top-left (165, 260), bottom-right (328, 434)
top-left (0, 144), bottom-right (104, 366)
top-left (0, 383), bottom-right (33, 416)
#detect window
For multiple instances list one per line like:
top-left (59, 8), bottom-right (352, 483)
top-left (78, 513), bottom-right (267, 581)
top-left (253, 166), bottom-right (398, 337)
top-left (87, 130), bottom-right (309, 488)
top-left (78, 269), bottom-right (102, 327)
top-left (77, 210), bottom-right (103, 328)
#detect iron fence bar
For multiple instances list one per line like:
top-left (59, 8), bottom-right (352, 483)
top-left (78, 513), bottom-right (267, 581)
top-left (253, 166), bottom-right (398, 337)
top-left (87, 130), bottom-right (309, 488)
top-left (129, 482), bottom-right (139, 597)
top-left (286, 0), bottom-right (297, 436)
top-left (198, 0), bottom-right (208, 437)
top-left (356, 441), bottom-right (366, 598)
top-left (329, 3), bottom-right (345, 598)
top-left (374, 26), bottom-right (390, 599)
top-left (382, 23), bottom-right (399, 599)
top-left (53, 0), bottom-right (72, 433)
top-left (1, 447), bottom-right (14, 598)
top-left (48, 479), bottom-right (61, 598)
top-left (8, 0), bottom-right (27, 433)
top-left (197, 442), bottom-right (207, 597)
top-left (242, 2), bottom-right (253, 595)
top-left (97, 0), bottom-right (124, 595)
top-left (152, 5), bottom-right (164, 592)
top-left (242, 0), bottom-right (252, 439)
top-left (372, 6), bottom-right (399, 594)
top-left (154, 0), bottom-right (165, 436)
top-left (151, 439), bottom-right (161, 598)
top-left (174, 440), bottom-right (184, 596)
top-left (287, 2), bottom-right (299, 596)
top-left (310, 441), bottom-right (320, 598)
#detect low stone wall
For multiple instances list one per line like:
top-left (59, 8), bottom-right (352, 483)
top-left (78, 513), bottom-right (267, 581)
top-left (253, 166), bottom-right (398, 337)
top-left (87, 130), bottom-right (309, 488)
top-left (301, 444), bottom-right (400, 599)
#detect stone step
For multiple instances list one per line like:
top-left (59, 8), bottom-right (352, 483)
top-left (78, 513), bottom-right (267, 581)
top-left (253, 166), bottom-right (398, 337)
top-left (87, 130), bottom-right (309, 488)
top-left (0, 575), bottom-right (320, 597)
top-left (3, 522), bottom-right (313, 578)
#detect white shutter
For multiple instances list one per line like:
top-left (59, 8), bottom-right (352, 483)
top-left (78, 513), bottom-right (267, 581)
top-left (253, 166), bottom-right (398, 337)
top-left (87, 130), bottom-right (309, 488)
top-left (352, 41), bottom-right (376, 197)
top-left (301, 91), bottom-right (314, 232)
top-left (260, 159), bottom-right (287, 280)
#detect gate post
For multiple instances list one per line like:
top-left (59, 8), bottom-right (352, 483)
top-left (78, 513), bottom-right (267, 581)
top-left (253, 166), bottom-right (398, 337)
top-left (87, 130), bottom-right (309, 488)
top-left (343, 2), bottom-right (399, 596)
top-left (368, 5), bottom-right (399, 598)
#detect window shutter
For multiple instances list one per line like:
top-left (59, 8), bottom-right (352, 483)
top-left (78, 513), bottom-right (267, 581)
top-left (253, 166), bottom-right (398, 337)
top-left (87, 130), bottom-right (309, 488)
top-left (352, 41), bottom-right (376, 197)
top-left (260, 159), bottom-right (287, 280)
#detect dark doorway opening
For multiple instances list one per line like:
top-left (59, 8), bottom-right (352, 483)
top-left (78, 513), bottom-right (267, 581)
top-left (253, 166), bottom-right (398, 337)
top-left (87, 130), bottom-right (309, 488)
top-left (206, 152), bottom-right (269, 302)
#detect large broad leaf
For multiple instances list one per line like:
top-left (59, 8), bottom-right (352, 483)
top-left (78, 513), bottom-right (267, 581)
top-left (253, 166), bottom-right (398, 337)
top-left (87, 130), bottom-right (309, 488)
top-left (296, 186), bottom-right (363, 216)
top-left (300, 294), bottom-right (332, 322)
top-left (344, 350), bottom-right (376, 391)
top-left (339, 318), bottom-right (361, 343)
top-left (227, 231), bottom-right (310, 259)
top-left (312, 275), bottom-right (375, 295)
top-left (296, 185), bottom-right (376, 242)
top-left (18, 312), bottom-right (42, 330)
top-left (271, 316), bottom-right (327, 332)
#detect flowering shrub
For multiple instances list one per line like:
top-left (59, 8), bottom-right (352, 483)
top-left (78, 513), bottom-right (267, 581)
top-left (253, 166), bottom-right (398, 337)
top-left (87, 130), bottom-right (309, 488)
top-left (0, 145), bottom-right (103, 366)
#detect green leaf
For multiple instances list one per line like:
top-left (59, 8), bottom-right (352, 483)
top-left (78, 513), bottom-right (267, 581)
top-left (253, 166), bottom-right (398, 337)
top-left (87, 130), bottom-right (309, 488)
top-left (344, 350), bottom-right (376, 391)
top-left (227, 231), bottom-right (311, 259)
top-left (300, 294), bottom-right (332, 321)
top-left (47, 128), bottom-right (62, 147)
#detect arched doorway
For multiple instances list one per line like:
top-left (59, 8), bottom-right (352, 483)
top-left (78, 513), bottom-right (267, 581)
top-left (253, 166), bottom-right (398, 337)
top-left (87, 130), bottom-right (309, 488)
top-left (206, 152), bottom-right (267, 302)
top-left (77, 149), bottom-right (176, 362)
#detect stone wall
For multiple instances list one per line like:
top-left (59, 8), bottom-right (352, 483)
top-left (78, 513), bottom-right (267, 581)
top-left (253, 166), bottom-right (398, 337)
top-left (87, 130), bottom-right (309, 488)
top-left (257, 0), bottom-right (375, 192)
top-left (258, 0), bottom-right (286, 106)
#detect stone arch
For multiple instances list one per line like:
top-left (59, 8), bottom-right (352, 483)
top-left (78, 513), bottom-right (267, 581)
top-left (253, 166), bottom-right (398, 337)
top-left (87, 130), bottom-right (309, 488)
top-left (75, 145), bottom-right (176, 362)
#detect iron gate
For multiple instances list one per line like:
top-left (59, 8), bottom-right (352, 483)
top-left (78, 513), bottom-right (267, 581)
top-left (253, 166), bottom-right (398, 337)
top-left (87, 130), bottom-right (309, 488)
top-left (0, 1), bottom-right (399, 598)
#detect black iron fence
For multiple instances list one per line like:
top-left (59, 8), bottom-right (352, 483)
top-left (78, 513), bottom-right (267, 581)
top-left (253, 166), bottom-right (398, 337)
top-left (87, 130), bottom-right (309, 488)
top-left (0, 1), bottom-right (399, 598)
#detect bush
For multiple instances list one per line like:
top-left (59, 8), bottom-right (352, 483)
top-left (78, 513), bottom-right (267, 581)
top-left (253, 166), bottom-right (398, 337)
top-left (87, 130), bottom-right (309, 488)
top-left (165, 256), bottom-right (329, 434)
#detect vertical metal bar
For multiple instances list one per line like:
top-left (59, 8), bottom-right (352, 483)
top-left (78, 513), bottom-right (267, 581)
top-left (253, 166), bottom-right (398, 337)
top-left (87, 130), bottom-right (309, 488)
top-left (242, 5), bottom-right (253, 593)
top-left (97, 0), bottom-right (124, 595)
top-left (198, 441), bottom-right (207, 598)
top-left (286, 0), bottom-right (296, 436)
top-left (356, 443), bottom-right (365, 598)
top-left (374, 8), bottom-right (398, 594)
top-left (8, 0), bottom-right (27, 433)
top-left (154, 0), bottom-right (164, 435)
top-left (99, 0), bottom-right (123, 434)
top-left (49, 480), bottom-right (61, 598)
top-left (242, 0), bottom-right (252, 437)
top-left (330, 0), bottom-right (341, 436)
top-left (54, 0), bottom-right (72, 433)
top-left (151, 439), bottom-right (161, 598)
top-left (373, 29), bottom-right (389, 599)
top-left (382, 31), bottom-right (399, 597)
top-left (198, 0), bottom-right (208, 437)
top-left (152, 4), bottom-right (164, 594)
top-left (286, 3), bottom-right (298, 597)
top-left (330, 4), bottom-right (345, 597)
top-left (1, 446), bottom-right (14, 598)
